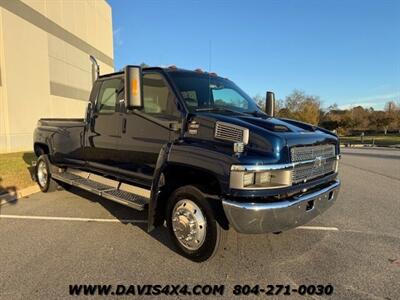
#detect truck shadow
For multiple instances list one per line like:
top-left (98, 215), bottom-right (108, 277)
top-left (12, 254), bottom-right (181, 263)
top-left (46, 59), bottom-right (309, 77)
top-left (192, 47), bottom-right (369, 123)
top-left (0, 177), bottom-right (18, 214)
top-left (22, 152), bottom-right (36, 165)
top-left (0, 152), bottom-right (36, 210)
top-left (64, 186), bottom-right (176, 253)
top-left (22, 152), bottom-right (37, 180)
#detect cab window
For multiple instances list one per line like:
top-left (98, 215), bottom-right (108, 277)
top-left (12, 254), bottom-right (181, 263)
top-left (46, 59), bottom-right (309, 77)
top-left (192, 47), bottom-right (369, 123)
top-left (96, 78), bottom-right (123, 113)
top-left (143, 73), bottom-right (180, 119)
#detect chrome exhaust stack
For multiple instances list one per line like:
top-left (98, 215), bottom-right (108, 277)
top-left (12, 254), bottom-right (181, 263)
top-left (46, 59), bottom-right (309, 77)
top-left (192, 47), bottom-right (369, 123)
top-left (89, 55), bottom-right (100, 83)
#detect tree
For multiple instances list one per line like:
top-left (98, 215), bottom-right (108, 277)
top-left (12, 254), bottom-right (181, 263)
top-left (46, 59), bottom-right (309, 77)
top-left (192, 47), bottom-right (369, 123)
top-left (384, 101), bottom-right (399, 131)
top-left (385, 101), bottom-right (397, 112)
top-left (327, 103), bottom-right (339, 111)
top-left (278, 90), bottom-right (321, 125)
top-left (253, 94), bottom-right (265, 110)
top-left (319, 120), bottom-right (339, 131)
top-left (320, 103), bottom-right (341, 132)
top-left (252, 94), bottom-right (285, 114)
top-left (319, 105), bottom-right (356, 135)
top-left (370, 111), bottom-right (393, 135)
top-left (277, 107), bottom-right (294, 119)
top-left (252, 92), bottom-right (400, 135)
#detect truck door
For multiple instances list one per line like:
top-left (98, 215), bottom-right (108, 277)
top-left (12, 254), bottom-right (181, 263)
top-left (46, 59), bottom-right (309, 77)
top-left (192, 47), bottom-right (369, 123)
top-left (115, 71), bottom-right (182, 187)
top-left (85, 76), bottom-right (124, 170)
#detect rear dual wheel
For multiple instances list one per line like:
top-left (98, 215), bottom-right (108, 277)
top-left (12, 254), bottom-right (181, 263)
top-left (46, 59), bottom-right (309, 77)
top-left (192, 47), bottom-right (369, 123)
top-left (166, 185), bottom-right (227, 262)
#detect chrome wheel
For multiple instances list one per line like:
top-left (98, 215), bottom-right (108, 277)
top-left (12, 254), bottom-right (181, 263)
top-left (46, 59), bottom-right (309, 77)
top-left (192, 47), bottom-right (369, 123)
top-left (37, 160), bottom-right (48, 187)
top-left (172, 199), bottom-right (207, 251)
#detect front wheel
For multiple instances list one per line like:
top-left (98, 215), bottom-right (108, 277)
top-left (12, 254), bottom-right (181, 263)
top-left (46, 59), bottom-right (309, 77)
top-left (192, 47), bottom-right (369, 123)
top-left (166, 185), bottom-right (227, 262)
top-left (35, 154), bottom-right (58, 192)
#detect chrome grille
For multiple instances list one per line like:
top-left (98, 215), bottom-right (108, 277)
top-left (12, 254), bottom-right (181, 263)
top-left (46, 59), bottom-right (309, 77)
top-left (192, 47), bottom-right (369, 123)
top-left (214, 122), bottom-right (249, 144)
top-left (291, 144), bottom-right (336, 183)
top-left (292, 158), bottom-right (336, 183)
top-left (291, 144), bottom-right (335, 162)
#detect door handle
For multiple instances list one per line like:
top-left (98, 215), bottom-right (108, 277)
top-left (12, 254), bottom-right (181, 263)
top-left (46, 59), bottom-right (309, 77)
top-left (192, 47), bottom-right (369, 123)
top-left (122, 118), bottom-right (127, 134)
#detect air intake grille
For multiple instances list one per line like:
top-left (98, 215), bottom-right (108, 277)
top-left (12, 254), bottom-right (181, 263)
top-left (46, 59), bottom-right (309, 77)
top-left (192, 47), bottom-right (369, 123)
top-left (291, 144), bottom-right (336, 183)
top-left (214, 122), bottom-right (249, 144)
top-left (291, 144), bottom-right (335, 162)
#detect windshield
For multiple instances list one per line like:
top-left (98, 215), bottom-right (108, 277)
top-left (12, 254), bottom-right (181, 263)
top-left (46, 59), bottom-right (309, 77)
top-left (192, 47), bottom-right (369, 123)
top-left (168, 71), bottom-right (261, 114)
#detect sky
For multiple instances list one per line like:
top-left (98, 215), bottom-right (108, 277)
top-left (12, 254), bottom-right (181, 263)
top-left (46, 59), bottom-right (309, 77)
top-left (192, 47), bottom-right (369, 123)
top-left (108, 0), bottom-right (400, 110)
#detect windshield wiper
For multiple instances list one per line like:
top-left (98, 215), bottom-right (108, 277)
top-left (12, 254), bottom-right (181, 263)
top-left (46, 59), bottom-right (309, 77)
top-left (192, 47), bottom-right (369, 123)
top-left (246, 110), bottom-right (268, 118)
top-left (195, 107), bottom-right (247, 116)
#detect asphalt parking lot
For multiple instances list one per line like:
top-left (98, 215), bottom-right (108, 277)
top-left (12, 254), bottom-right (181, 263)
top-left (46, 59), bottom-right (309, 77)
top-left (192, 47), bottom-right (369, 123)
top-left (0, 148), bottom-right (399, 299)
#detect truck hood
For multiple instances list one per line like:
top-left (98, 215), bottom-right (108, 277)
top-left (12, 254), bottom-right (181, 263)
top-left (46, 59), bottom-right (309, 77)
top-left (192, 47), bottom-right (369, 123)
top-left (235, 115), bottom-right (338, 147)
top-left (188, 112), bottom-right (339, 164)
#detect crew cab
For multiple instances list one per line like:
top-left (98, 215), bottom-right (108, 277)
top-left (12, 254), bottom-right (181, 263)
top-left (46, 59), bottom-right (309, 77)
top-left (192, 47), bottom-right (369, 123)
top-left (33, 60), bottom-right (341, 262)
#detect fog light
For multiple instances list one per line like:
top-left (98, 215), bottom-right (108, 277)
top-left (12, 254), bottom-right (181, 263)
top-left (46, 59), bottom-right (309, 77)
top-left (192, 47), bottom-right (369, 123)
top-left (243, 172), bottom-right (255, 187)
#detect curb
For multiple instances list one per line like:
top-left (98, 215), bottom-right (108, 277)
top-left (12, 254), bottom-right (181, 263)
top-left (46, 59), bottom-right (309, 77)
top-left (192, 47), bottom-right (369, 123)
top-left (340, 144), bottom-right (364, 148)
top-left (0, 185), bottom-right (40, 205)
top-left (340, 144), bottom-right (400, 149)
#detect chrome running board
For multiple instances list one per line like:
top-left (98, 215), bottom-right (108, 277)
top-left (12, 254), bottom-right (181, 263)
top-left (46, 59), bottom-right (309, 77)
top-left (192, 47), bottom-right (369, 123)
top-left (51, 169), bottom-right (150, 211)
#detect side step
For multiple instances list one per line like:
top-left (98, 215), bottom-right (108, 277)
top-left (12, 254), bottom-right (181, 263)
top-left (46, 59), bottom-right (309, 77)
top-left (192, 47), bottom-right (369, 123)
top-left (51, 170), bottom-right (150, 211)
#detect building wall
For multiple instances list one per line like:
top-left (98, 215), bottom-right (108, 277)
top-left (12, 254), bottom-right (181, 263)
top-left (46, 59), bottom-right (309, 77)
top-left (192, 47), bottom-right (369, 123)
top-left (0, 0), bottom-right (114, 153)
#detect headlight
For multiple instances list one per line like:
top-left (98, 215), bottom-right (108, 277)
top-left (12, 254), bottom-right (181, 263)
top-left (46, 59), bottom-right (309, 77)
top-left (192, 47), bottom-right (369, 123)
top-left (230, 154), bottom-right (340, 190)
top-left (230, 168), bottom-right (292, 189)
top-left (256, 172), bottom-right (271, 184)
top-left (243, 172), bottom-right (255, 186)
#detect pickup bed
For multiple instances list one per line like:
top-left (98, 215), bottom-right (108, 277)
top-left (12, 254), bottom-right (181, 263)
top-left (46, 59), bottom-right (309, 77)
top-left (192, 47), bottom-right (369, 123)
top-left (33, 65), bottom-right (341, 262)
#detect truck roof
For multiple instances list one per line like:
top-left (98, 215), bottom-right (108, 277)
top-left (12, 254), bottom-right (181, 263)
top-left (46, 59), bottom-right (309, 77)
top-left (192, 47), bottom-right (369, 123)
top-left (98, 66), bottom-right (222, 79)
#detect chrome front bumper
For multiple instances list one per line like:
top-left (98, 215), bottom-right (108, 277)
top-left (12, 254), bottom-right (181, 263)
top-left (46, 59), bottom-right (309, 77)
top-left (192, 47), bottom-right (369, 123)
top-left (222, 180), bottom-right (340, 234)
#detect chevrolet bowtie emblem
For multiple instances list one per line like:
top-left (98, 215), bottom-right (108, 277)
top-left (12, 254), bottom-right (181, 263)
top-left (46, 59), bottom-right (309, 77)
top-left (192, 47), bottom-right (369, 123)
top-left (314, 156), bottom-right (324, 168)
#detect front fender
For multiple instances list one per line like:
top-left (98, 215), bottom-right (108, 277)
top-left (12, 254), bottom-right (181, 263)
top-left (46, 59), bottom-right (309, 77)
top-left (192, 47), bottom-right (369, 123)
top-left (147, 141), bottom-right (239, 231)
top-left (147, 143), bottom-right (171, 231)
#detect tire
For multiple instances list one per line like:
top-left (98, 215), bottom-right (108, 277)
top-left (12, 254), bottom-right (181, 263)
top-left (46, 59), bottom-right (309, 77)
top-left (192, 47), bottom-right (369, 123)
top-left (166, 185), bottom-right (227, 262)
top-left (35, 154), bottom-right (58, 192)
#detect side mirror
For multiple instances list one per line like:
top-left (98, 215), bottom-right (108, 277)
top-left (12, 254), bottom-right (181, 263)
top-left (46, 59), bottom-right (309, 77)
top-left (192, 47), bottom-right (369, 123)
top-left (124, 65), bottom-right (143, 109)
top-left (265, 91), bottom-right (275, 117)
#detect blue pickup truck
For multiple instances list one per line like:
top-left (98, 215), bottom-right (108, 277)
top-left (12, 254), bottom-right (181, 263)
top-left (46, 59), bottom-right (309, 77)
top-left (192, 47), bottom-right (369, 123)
top-left (33, 60), bottom-right (340, 262)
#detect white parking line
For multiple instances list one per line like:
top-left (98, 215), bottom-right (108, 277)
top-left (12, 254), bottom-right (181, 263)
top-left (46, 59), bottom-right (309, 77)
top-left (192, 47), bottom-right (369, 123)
top-left (0, 214), bottom-right (147, 224)
top-left (296, 226), bottom-right (339, 231)
top-left (0, 215), bottom-right (338, 231)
